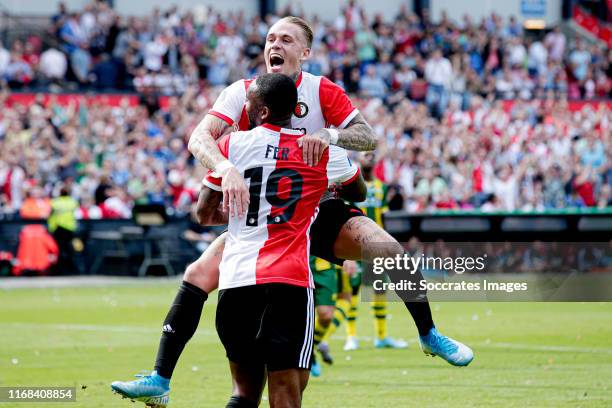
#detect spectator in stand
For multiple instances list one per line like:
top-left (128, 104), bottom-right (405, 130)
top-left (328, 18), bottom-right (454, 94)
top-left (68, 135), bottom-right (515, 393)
top-left (75, 195), bottom-right (102, 220)
top-left (59, 12), bottom-right (91, 84)
top-left (206, 52), bottom-right (230, 86)
top-left (143, 34), bottom-right (169, 72)
top-left (355, 22), bottom-right (377, 67)
top-left (572, 164), bottom-right (597, 207)
top-left (578, 131), bottom-right (606, 168)
top-left (92, 53), bottom-right (119, 90)
top-left (4, 42), bottom-right (34, 87)
top-left (0, 4), bottom-right (609, 219)
top-left (598, 184), bottom-right (612, 209)
top-left (358, 64), bottom-right (387, 99)
top-left (569, 39), bottom-right (591, 83)
top-left (414, 166), bottom-right (447, 203)
top-left (0, 4), bottom-right (606, 101)
top-left (39, 46), bottom-right (68, 84)
top-left (51, 2), bottom-right (69, 37)
top-left (216, 26), bottom-right (245, 65)
top-left (425, 48), bottom-right (452, 118)
top-left (0, 42), bottom-right (9, 79)
top-left (527, 37), bottom-right (547, 76)
top-left (375, 53), bottom-right (394, 87)
top-left (543, 165), bottom-right (566, 209)
top-left (507, 36), bottom-right (526, 67)
top-left (0, 154), bottom-right (26, 214)
top-left (544, 25), bottom-right (566, 62)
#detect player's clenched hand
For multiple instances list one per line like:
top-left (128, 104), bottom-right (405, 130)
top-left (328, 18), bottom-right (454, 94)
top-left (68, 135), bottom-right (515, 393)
top-left (343, 260), bottom-right (358, 277)
top-left (221, 166), bottom-right (249, 217)
top-left (297, 130), bottom-right (330, 166)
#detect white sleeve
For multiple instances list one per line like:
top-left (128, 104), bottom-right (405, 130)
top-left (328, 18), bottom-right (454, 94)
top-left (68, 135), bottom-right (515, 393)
top-left (202, 171), bottom-right (222, 191)
top-left (208, 80), bottom-right (247, 125)
top-left (326, 145), bottom-right (360, 185)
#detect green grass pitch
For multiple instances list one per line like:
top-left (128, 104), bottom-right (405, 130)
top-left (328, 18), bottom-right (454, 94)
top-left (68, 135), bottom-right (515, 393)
top-left (0, 281), bottom-right (611, 407)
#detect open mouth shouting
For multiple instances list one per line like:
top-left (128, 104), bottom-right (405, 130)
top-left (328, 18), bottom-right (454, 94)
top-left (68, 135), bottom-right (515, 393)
top-left (269, 53), bottom-right (285, 72)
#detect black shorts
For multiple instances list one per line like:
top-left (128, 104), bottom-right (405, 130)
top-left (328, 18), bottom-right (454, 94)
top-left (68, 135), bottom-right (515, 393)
top-left (310, 199), bottom-right (365, 266)
top-left (216, 283), bottom-right (314, 371)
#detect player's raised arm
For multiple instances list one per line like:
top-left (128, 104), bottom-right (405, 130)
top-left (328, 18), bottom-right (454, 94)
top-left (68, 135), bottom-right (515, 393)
top-left (188, 114), bottom-right (249, 217)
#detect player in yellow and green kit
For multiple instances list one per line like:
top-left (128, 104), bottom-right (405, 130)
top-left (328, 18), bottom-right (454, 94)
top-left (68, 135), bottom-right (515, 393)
top-left (344, 152), bottom-right (407, 350)
top-left (309, 256), bottom-right (352, 376)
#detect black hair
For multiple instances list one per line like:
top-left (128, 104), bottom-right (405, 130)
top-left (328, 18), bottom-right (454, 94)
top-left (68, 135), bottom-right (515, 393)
top-left (253, 73), bottom-right (297, 122)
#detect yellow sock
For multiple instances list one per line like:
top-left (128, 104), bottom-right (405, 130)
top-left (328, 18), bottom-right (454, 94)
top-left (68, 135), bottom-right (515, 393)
top-left (372, 293), bottom-right (388, 340)
top-left (322, 298), bottom-right (350, 341)
top-left (313, 315), bottom-right (327, 346)
top-left (346, 294), bottom-right (359, 337)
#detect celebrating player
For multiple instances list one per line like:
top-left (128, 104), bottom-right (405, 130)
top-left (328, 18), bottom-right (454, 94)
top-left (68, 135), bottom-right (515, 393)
top-left (112, 16), bottom-right (473, 408)
top-left (203, 73), bottom-right (361, 408)
top-left (343, 152), bottom-right (408, 351)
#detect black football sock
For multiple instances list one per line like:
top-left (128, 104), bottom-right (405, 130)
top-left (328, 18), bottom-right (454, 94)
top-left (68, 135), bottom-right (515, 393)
top-left (403, 265), bottom-right (434, 336)
top-left (154, 281), bottom-right (208, 379)
top-left (404, 300), bottom-right (435, 337)
top-left (385, 255), bottom-right (435, 337)
top-left (226, 396), bottom-right (259, 408)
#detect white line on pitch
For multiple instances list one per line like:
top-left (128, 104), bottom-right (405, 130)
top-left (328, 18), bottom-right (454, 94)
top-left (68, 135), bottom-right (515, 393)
top-left (1, 322), bottom-right (213, 336)
top-left (473, 341), bottom-right (612, 354)
top-left (3, 323), bottom-right (611, 354)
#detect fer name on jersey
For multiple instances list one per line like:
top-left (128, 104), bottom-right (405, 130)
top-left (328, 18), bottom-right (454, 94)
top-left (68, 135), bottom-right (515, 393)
top-left (265, 144), bottom-right (290, 160)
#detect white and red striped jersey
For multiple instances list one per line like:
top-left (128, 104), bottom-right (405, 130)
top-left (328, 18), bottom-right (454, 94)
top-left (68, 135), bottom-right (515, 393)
top-left (203, 123), bottom-right (360, 290)
top-left (208, 71), bottom-right (359, 133)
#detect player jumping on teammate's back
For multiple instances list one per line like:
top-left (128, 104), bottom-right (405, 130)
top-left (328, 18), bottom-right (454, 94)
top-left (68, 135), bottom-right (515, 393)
top-left (111, 15), bottom-right (472, 408)
top-left (203, 73), bottom-right (362, 407)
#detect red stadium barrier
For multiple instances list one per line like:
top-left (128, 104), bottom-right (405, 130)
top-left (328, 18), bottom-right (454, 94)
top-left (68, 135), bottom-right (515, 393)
top-left (573, 6), bottom-right (612, 48)
top-left (5, 93), bottom-right (140, 108)
top-left (502, 100), bottom-right (612, 112)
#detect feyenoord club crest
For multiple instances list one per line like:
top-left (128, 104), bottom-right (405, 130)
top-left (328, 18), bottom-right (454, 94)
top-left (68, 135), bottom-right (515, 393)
top-left (294, 102), bottom-right (309, 118)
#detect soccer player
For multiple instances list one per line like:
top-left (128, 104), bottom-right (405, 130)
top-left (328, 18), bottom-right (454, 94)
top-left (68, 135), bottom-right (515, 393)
top-left (343, 152), bottom-right (407, 351)
top-left (112, 16), bottom-right (472, 407)
top-left (201, 73), bottom-right (361, 408)
top-left (309, 256), bottom-right (353, 377)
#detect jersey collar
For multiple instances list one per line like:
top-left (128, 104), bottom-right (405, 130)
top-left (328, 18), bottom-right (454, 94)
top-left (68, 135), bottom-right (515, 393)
top-left (262, 123), bottom-right (282, 132)
top-left (261, 123), bottom-right (304, 135)
top-left (295, 71), bottom-right (303, 88)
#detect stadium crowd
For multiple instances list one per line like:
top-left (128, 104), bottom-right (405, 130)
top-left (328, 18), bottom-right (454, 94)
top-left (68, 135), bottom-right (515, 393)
top-left (0, 1), bottom-right (610, 220)
top-left (1, 2), bottom-right (611, 100)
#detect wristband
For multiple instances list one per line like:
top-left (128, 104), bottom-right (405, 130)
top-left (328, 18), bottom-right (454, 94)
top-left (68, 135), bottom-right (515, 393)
top-left (214, 160), bottom-right (234, 174)
top-left (327, 128), bottom-right (339, 145)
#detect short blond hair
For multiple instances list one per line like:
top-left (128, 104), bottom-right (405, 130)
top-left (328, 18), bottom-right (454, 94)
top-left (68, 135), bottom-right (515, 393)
top-left (278, 16), bottom-right (313, 48)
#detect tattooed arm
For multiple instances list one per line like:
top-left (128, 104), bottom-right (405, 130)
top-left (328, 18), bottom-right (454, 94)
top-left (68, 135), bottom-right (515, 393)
top-left (194, 186), bottom-right (228, 226)
top-left (334, 112), bottom-right (378, 151)
top-left (298, 112), bottom-right (377, 166)
top-left (188, 114), bottom-right (250, 217)
top-left (187, 114), bottom-right (232, 170)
